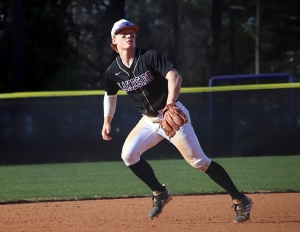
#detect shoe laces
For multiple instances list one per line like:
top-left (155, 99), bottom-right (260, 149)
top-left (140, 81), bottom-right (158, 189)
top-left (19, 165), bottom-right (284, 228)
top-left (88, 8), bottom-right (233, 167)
top-left (152, 190), bottom-right (166, 206)
top-left (232, 203), bottom-right (245, 215)
top-left (232, 197), bottom-right (250, 217)
top-left (152, 184), bottom-right (167, 206)
top-left (152, 195), bottom-right (159, 206)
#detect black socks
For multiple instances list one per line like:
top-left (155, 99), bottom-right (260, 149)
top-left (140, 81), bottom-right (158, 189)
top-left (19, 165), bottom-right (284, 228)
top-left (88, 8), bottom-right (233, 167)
top-left (129, 158), bottom-right (245, 199)
top-left (205, 161), bottom-right (245, 199)
top-left (128, 158), bottom-right (165, 192)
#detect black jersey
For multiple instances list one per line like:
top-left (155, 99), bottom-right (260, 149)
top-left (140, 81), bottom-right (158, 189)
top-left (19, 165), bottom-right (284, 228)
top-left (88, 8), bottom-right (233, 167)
top-left (104, 47), bottom-right (175, 115)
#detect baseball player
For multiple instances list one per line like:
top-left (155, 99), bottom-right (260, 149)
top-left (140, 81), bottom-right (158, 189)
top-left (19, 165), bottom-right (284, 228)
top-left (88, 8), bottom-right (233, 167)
top-left (101, 19), bottom-right (253, 223)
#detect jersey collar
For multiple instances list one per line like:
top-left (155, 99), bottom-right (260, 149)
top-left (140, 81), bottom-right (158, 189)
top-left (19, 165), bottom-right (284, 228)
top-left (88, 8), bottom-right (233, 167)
top-left (116, 47), bottom-right (141, 77)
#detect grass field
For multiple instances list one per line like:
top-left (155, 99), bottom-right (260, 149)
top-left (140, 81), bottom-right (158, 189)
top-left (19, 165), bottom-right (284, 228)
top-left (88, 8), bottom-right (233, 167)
top-left (1, 155), bottom-right (300, 203)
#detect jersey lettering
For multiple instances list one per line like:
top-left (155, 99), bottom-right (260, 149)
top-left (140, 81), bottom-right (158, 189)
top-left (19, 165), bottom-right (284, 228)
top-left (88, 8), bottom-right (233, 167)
top-left (117, 71), bottom-right (154, 92)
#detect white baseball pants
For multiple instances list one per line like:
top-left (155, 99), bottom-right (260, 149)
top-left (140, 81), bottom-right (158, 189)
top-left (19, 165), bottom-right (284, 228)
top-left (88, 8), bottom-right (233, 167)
top-left (121, 101), bottom-right (211, 172)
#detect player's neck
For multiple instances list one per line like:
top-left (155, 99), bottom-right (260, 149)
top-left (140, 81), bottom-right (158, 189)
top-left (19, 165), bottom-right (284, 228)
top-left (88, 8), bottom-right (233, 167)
top-left (119, 47), bottom-right (136, 68)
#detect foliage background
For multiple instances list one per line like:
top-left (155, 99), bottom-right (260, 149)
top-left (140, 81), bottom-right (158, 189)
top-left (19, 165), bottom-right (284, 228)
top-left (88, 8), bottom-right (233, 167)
top-left (0, 0), bottom-right (300, 92)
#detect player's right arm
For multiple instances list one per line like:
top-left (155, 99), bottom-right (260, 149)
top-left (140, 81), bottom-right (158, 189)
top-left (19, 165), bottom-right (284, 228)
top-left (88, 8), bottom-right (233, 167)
top-left (102, 92), bottom-right (117, 141)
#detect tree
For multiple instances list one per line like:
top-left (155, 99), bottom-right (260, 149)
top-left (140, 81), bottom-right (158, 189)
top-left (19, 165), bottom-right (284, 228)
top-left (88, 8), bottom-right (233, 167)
top-left (0, 1), bottom-right (10, 92)
top-left (61, 0), bottom-right (126, 89)
top-left (1, 0), bottom-right (299, 93)
top-left (205, 0), bottom-right (224, 84)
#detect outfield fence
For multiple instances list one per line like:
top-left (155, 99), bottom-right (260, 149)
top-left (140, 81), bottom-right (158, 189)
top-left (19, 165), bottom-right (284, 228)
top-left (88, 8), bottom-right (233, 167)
top-left (0, 83), bottom-right (300, 164)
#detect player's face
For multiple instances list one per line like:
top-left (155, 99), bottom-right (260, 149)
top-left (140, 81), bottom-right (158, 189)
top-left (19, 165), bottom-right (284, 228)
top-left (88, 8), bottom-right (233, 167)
top-left (113, 28), bottom-right (136, 51)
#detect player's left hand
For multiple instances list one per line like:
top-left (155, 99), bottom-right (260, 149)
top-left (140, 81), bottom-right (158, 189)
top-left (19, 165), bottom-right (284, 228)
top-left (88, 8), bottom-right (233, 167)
top-left (160, 103), bottom-right (188, 139)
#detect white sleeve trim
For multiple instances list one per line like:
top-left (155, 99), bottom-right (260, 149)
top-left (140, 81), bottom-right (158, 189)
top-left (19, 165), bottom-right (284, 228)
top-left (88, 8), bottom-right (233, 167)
top-left (103, 92), bottom-right (117, 118)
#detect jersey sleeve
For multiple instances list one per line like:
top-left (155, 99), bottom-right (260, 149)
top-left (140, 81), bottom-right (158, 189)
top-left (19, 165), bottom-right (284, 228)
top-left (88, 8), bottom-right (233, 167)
top-left (104, 67), bottom-right (119, 95)
top-left (145, 50), bottom-right (175, 77)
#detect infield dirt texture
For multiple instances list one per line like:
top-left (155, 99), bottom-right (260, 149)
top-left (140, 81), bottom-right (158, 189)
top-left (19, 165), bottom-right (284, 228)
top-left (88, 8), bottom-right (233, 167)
top-left (1, 193), bottom-right (300, 232)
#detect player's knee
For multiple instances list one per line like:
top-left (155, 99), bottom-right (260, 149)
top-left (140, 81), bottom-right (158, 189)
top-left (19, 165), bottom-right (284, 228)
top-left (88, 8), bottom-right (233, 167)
top-left (121, 150), bottom-right (140, 166)
top-left (190, 158), bottom-right (212, 172)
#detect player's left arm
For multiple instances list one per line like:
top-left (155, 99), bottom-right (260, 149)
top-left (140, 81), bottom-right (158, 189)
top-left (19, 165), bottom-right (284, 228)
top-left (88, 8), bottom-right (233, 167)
top-left (165, 68), bottom-right (182, 105)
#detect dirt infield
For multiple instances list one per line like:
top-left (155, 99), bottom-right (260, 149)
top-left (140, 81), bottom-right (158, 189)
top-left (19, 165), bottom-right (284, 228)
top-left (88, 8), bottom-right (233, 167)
top-left (1, 193), bottom-right (300, 232)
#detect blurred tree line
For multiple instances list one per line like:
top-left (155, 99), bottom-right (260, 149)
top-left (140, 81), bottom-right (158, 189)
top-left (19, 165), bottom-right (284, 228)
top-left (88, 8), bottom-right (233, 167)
top-left (0, 0), bottom-right (299, 92)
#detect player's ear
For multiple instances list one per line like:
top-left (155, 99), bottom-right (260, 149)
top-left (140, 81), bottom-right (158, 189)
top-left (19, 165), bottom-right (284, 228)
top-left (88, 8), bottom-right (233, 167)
top-left (112, 38), bottom-right (117, 45)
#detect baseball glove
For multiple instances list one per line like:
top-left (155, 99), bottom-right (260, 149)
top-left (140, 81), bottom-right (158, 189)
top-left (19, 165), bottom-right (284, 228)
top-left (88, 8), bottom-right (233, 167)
top-left (160, 103), bottom-right (188, 139)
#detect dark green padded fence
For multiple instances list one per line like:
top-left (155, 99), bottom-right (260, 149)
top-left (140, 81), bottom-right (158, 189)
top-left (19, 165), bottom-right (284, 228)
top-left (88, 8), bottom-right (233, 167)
top-left (0, 83), bottom-right (299, 164)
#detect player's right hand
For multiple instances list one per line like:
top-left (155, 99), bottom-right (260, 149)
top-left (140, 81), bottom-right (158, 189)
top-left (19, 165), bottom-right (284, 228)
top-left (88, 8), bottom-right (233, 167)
top-left (102, 124), bottom-right (112, 141)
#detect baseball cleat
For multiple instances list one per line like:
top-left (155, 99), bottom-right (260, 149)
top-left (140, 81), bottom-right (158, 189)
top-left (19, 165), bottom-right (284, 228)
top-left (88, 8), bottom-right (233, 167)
top-left (148, 185), bottom-right (172, 219)
top-left (232, 196), bottom-right (253, 223)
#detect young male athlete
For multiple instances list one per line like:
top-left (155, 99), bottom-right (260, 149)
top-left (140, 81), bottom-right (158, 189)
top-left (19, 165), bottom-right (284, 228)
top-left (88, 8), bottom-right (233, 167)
top-left (101, 19), bottom-right (253, 223)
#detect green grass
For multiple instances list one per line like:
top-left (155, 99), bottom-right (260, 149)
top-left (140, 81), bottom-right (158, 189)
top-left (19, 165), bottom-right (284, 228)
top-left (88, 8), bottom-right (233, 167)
top-left (1, 156), bottom-right (300, 203)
